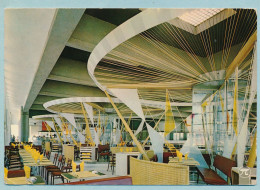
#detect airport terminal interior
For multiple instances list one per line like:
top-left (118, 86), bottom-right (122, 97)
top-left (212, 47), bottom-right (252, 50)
top-left (4, 8), bottom-right (257, 185)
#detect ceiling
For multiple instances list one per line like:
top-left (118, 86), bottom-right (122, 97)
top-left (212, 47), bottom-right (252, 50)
top-left (4, 8), bottom-right (256, 128)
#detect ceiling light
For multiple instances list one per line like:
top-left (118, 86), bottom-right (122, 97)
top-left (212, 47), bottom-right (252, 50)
top-left (179, 9), bottom-right (224, 26)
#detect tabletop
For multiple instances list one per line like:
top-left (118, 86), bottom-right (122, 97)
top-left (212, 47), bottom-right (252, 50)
top-left (62, 171), bottom-right (106, 182)
top-left (19, 149), bottom-right (54, 166)
top-left (168, 157), bottom-right (200, 166)
top-left (4, 176), bottom-right (45, 185)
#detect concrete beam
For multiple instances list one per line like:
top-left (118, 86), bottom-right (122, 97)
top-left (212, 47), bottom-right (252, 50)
top-left (48, 57), bottom-right (96, 86)
top-left (30, 104), bottom-right (46, 111)
top-left (38, 80), bottom-right (106, 98)
top-left (67, 14), bottom-right (116, 52)
top-left (24, 9), bottom-right (85, 112)
top-left (33, 95), bottom-right (63, 105)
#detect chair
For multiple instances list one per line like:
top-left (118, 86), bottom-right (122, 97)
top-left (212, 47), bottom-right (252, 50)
top-left (74, 146), bottom-right (80, 160)
top-left (7, 169), bottom-right (25, 178)
top-left (196, 154), bottom-right (237, 185)
top-left (46, 155), bottom-right (64, 184)
top-left (50, 157), bottom-right (78, 184)
top-left (50, 171), bottom-right (64, 185)
top-left (46, 151), bottom-right (51, 160)
top-left (44, 153), bottom-right (59, 178)
top-left (98, 144), bottom-right (111, 161)
top-left (150, 152), bottom-right (175, 163)
top-left (61, 159), bottom-right (80, 173)
top-left (6, 152), bottom-right (23, 170)
top-left (50, 159), bottom-right (66, 185)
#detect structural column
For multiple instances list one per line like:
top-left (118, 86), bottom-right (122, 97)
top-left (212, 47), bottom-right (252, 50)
top-left (20, 106), bottom-right (29, 142)
top-left (4, 108), bottom-right (11, 145)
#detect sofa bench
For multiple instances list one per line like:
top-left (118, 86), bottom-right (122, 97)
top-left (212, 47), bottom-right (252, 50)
top-left (58, 176), bottom-right (132, 185)
top-left (196, 154), bottom-right (236, 185)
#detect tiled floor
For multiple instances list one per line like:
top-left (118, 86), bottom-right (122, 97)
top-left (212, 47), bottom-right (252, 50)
top-left (42, 152), bottom-right (206, 185)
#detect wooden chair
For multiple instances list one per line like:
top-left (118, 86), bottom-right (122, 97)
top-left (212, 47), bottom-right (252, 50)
top-left (50, 158), bottom-right (65, 185)
top-left (46, 155), bottom-right (64, 184)
top-left (44, 153), bottom-right (59, 178)
top-left (45, 151), bottom-right (51, 160)
top-left (6, 152), bottom-right (23, 170)
top-left (196, 154), bottom-right (237, 185)
top-left (98, 144), bottom-right (111, 161)
top-left (74, 146), bottom-right (80, 160)
top-left (50, 157), bottom-right (78, 184)
top-left (7, 169), bottom-right (25, 178)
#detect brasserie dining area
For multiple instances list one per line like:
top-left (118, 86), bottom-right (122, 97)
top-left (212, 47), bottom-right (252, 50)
top-left (4, 8), bottom-right (257, 186)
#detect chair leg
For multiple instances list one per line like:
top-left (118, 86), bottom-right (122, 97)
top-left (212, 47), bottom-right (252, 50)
top-left (107, 160), bottom-right (110, 171)
top-left (197, 173), bottom-right (199, 184)
top-left (112, 165), bottom-right (114, 175)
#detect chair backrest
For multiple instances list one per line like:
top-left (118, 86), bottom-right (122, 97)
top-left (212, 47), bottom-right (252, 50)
top-left (53, 153), bottom-right (58, 165)
top-left (67, 159), bottom-right (72, 167)
top-left (213, 155), bottom-right (237, 178)
top-left (61, 157), bottom-right (66, 169)
top-left (163, 152), bottom-right (175, 163)
top-left (7, 170), bottom-right (25, 178)
top-left (45, 151), bottom-right (51, 159)
top-left (202, 153), bottom-right (211, 168)
top-left (58, 155), bottom-right (63, 162)
top-left (57, 155), bottom-right (63, 167)
top-left (98, 144), bottom-right (110, 153)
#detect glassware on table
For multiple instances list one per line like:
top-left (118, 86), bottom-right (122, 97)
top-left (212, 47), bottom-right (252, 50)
top-left (39, 154), bottom-right (43, 162)
top-left (185, 153), bottom-right (189, 160)
top-left (176, 150), bottom-right (183, 161)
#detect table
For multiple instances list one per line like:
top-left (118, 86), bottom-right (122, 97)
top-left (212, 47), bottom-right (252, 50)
top-left (115, 152), bottom-right (141, 176)
top-left (19, 149), bottom-right (54, 167)
top-left (231, 167), bottom-right (256, 185)
top-left (19, 149), bottom-right (54, 176)
top-left (168, 157), bottom-right (200, 166)
top-left (61, 171), bottom-right (106, 183)
top-left (4, 176), bottom-right (45, 185)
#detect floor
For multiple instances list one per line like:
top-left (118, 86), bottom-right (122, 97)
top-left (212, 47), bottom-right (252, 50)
top-left (42, 152), bottom-right (206, 185)
top-left (43, 152), bottom-right (114, 185)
